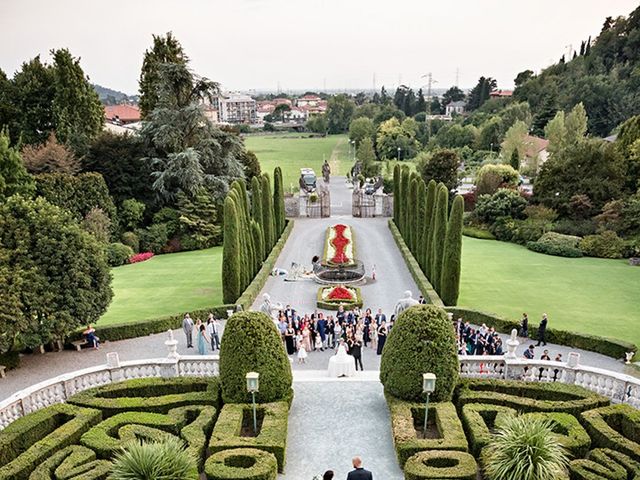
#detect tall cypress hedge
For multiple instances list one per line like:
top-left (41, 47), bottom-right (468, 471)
top-left (430, 183), bottom-right (449, 293)
top-left (393, 164), bottom-right (400, 224)
top-left (415, 178), bottom-right (426, 262)
top-left (251, 220), bottom-right (264, 273)
top-left (251, 176), bottom-right (262, 224)
top-left (441, 195), bottom-right (464, 306)
top-left (273, 166), bottom-right (285, 236)
top-left (261, 174), bottom-right (275, 252)
top-left (408, 177), bottom-right (418, 254)
top-left (423, 179), bottom-right (437, 278)
top-left (400, 167), bottom-right (410, 236)
top-left (229, 183), bottom-right (252, 289)
top-left (222, 195), bottom-right (241, 303)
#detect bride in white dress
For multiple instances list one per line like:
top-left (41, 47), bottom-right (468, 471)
top-left (328, 339), bottom-right (356, 377)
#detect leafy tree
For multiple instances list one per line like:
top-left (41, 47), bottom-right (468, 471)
top-left (238, 150), bottom-right (261, 182)
top-left (434, 123), bottom-right (477, 149)
top-left (50, 48), bottom-right (104, 150)
top-left (356, 138), bottom-right (380, 178)
top-left (119, 198), bottom-right (146, 231)
top-left (139, 32), bottom-right (188, 118)
top-left (430, 184), bottom-right (449, 292)
top-left (349, 117), bottom-right (375, 147)
top-left (467, 76), bottom-right (497, 110)
top-left (499, 101), bottom-right (532, 130)
top-left (475, 189), bottom-right (528, 224)
top-left (441, 86), bottom-right (465, 106)
top-left (0, 69), bottom-right (19, 145)
top-left (260, 173), bottom-right (275, 251)
top-left (326, 94), bottom-right (355, 133)
top-left (500, 120), bottom-right (528, 164)
top-left (82, 132), bottom-right (153, 207)
top-left (81, 207), bottom-right (111, 243)
top-left (477, 116), bottom-right (504, 150)
top-left (222, 195), bottom-right (241, 303)
top-left (305, 114), bottom-right (328, 134)
top-left (418, 148), bottom-right (461, 193)
top-left (273, 166), bottom-right (285, 235)
top-left (141, 63), bottom-right (244, 202)
top-left (514, 70), bottom-right (534, 87)
top-left (415, 88), bottom-right (427, 115)
top-left (376, 117), bottom-right (420, 160)
top-left (615, 115), bottom-right (640, 193)
top-left (273, 103), bottom-right (291, 122)
top-left (21, 132), bottom-right (80, 174)
top-left (0, 195), bottom-right (112, 352)
top-left (399, 167), bottom-right (410, 236)
top-left (441, 195), bottom-right (464, 306)
top-left (407, 177), bottom-right (418, 253)
top-left (0, 128), bottom-right (34, 201)
top-left (475, 164), bottom-right (520, 196)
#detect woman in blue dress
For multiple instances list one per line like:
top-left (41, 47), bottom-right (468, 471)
top-left (197, 324), bottom-right (209, 355)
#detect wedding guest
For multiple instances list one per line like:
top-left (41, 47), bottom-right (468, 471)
top-left (347, 456), bottom-right (373, 480)
top-left (541, 349), bottom-right (551, 361)
top-left (377, 321), bottom-right (388, 355)
top-left (352, 335), bottom-right (363, 371)
top-left (520, 313), bottom-right (529, 338)
top-left (206, 315), bottom-right (221, 350)
top-left (83, 325), bottom-right (99, 349)
top-left (284, 323), bottom-right (296, 355)
top-left (197, 324), bottom-right (209, 355)
top-left (536, 314), bottom-right (548, 346)
top-left (182, 313), bottom-right (194, 348)
top-left (523, 344), bottom-right (535, 359)
top-left (297, 338), bottom-right (307, 364)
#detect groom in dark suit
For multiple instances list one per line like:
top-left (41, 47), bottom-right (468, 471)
top-left (347, 456), bottom-right (372, 480)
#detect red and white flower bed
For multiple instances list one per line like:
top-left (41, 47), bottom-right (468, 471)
top-left (323, 224), bottom-right (355, 266)
top-left (317, 285), bottom-right (363, 309)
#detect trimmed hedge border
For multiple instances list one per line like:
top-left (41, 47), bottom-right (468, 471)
top-left (0, 403), bottom-right (102, 480)
top-left (316, 286), bottom-right (364, 310)
top-left (456, 379), bottom-right (610, 415)
top-left (445, 307), bottom-right (637, 360)
top-left (517, 412), bottom-right (591, 458)
top-left (404, 450), bottom-right (478, 480)
top-left (386, 395), bottom-right (468, 467)
top-left (388, 220), bottom-right (444, 307)
top-left (68, 377), bottom-right (220, 418)
top-left (569, 448), bottom-right (640, 480)
top-left (460, 404), bottom-right (517, 456)
top-left (236, 219), bottom-right (294, 311)
top-left (462, 226), bottom-right (496, 240)
top-left (205, 447), bottom-right (278, 480)
top-left (581, 404), bottom-right (640, 462)
top-left (28, 445), bottom-right (111, 480)
top-left (209, 401), bottom-right (289, 472)
top-left (80, 405), bottom-right (216, 467)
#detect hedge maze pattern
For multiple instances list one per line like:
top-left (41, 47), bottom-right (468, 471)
top-left (0, 377), bottom-right (289, 480)
top-left (387, 379), bottom-right (640, 480)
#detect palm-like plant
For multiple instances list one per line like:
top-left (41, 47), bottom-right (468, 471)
top-left (108, 437), bottom-right (198, 480)
top-left (483, 415), bottom-right (569, 480)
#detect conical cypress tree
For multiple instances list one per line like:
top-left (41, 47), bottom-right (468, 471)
top-left (393, 164), bottom-right (400, 224)
top-left (441, 195), bottom-right (464, 306)
top-left (229, 188), bottom-right (250, 289)
top-left (400, 167), bottom-right (410, 236)
top-left (423, 179), bottom-right (437, 276)
top-left (235, 180), bottom-right (256, 282)
top-left (251, 176), bottom-right (263, 227)
top-left (430, 184), bottom-right (449, 293)
top-left (415, 178), bottom-right (426, 259)
top-left (222, 195), bottom-right (241, 304)
top-left (408, 177), bottom-right (418, 254)
top-left (261, 173), bottom-right (275, 252)
top-left (251, 220), bottom-right (264, 273)
top-left (273, 166), bottom-right (285, 236)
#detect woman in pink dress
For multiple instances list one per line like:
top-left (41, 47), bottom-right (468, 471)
top-left (302, 326), bottom-right (312, 352)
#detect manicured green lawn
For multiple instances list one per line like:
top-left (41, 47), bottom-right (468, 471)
top-left (99, 247), bottom-right (223, 326)
top-left (459, 237), bottom-right (640, 346)
top-left (244, 134), bottom-right (349, 190)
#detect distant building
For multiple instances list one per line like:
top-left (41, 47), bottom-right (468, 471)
top-left (213, 93), bottom-right (257, 124)
top-left (523, 135), bottom-right (549, 171)
top-left (445, 101), bottom-right (466, 116)
top-left (489, 89), bottom-right (514, 98)
top-left (104, 104), bottom-right (141, 125)
top-left (296, 94), bottom-right (322, 107)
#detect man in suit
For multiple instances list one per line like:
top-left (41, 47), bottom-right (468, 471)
top-left (374, 309), bottom-right (386, 326)
top-left (347, 456), bottom-right (372, 480)
top-left (536, 313), bottom-right (548, 346)
top-left (182, 313), bottom-right (194, 348)
top-left (284, 305), bottom-right (296, 323)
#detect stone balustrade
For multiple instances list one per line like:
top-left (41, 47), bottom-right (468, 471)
top-left (0, 354), bottom-right (219, 430)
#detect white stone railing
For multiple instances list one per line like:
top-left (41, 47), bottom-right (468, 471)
top-left (458, 355), bottom-right (640, 408)
top-left (0, 353), bottom-right (219, 430)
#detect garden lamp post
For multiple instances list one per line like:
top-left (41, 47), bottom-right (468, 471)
top-left (246, 372), bottom-right (260, 433)
top-left (397, 147), bottom-right (402, 162)
top-left (422, 373), bottom-right (436, 437)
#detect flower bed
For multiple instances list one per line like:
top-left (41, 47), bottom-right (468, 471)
top-left (128, 251), bottom-right (154, 264)
top-left (322, 224), bottom-right (356, 266)
top-left (316, 285), bottom-right (363, 310)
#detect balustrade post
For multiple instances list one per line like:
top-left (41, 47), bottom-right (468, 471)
top-left (564, 352), bottom-right (580, 385)
top-left (160, 358), bottom-right (179, 378)
top-left (504, 329), bottom-right (520, 360)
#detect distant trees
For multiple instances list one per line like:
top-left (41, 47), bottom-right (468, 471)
top-left (467, 76), bottom-right (497, 111)
top-left (357, 138), bottom-right (380, 178)
top-left (376, 117), bottom-right (420, 160)
top-left (441, 86), bottom-right (465, 107)
top-left (349, 117), bottom-right (376, 147)
top-left (0, 129), bottom-right (34, 201)
top-left (326, 94), bottom-right (355, 133)
top-left (417, 148), bottom-right (461, 193)
top-left (21, 132), bottom-right (80, 174)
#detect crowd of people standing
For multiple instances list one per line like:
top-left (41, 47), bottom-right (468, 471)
top-left (181, 313), bottom-right (222, 355)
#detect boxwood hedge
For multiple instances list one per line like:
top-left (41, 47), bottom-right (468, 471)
top-left (0, 403), bottom-right (102, 480)
top-left (569, 448), bottom-right (640, 480)
top-left (209, 402), bottom-right (289, 472)
top-left (28, 445), bottom-right (111, 480)
top-left (68, 377), bottom-right (220, 417)
top-left (459, 404), bottom-right (517, 456)
top-left (445, 307), bottom-right (637, 360)
top-left (516, 412), bottom-right (591, 458)
top-left (456, 379), bottom-right (609, 415)
top-left (386, 395), bottom-right (468, 467)
top-left (404, 450), bottom-right (477, 480)
top-left (581, 404), bottom-right (640, 462)
top-left (205, 447), bottom-right (278, 480)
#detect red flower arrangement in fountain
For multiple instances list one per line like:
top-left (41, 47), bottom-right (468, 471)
top-left (129, 252), bottom-right (154, 264)
top-left (331, 224), bottom-right (350, 264)
top-left (327, 285), bottom-right (355, 301)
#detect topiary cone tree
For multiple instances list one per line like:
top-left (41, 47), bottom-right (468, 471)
top-left (222, 195), bottom-right (241, 304)
top-left (380, 305), bottom-right (459, 402)
top-left (220, 311), bottom-right (292, 403)
top-left (430, 183), bottom-right (449, 293)
top-left (441, 195), bottom-right (464, 306)
top-left (273, 166), bottom-right (285, 236)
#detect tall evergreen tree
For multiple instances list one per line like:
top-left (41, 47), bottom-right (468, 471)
top-left (400, 167), bottom-right (410, 237)
top-left (0, 128), bottom-right (34, 201)
top-left (415, 178), bottom-right (426, 259)
top-left (251, 176), bottom-right (263, 229)
top-left (407, 177), bottom-right (417, 252)
top-left (509, 148), bottom-right (521, 171)
top-left (440, 195), bottom-right (464, 306)
top-left (423, 179), bottom-right (437, 277)
top-left (228, 186), bottom-right (250, 289)
top-left (415, 89), bottom-right (427, 115)
top-left (261, 173), bottom-right (275, 252)
top-left (393, 164), bottom-right (400, 224)
top-left (273, 166), bottom-right (285, 235)
top-left (222, 195), bottom-right (241, 304)
top-left (430, 184), bottom-right (449, 292)
top-left (139, 32), bottom-right (188, 118)
top-left (251, 220), bottom-right (264, 274)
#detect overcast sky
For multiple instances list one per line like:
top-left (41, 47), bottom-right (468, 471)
top-left (1, 0), bottom-right (637, 94)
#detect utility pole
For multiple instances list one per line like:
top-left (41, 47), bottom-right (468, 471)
top-left (421, 72), bottom-right (438, 142)
top-left (455, 68), bottom-right (460, 88)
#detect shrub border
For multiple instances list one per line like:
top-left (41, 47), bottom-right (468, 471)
top-left (204, 447), bottom-right (278, 480)
top-left (459, 403), bottom-right (517, 457)
top-left (388, 220), bottom-right (444, 307)
top-left (581, 404), bottom-right (640, 462)
top-left (404, 450), bottom-right (478, 480)
top-left (445, 307), bottom-right (637, 360)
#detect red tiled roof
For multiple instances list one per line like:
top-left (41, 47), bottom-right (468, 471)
top-left (489, 89), bottom-right (513, 97)
top-left (524, 135), bottom-right (549, 157)
top-left (104, 104), bottom-right (141, 123)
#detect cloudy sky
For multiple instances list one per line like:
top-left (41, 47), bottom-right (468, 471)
top-left (1, 0), bottom-right (637, 94)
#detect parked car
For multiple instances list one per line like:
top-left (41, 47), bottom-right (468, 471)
top-left (299, 168), bottom-right (317, 192)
